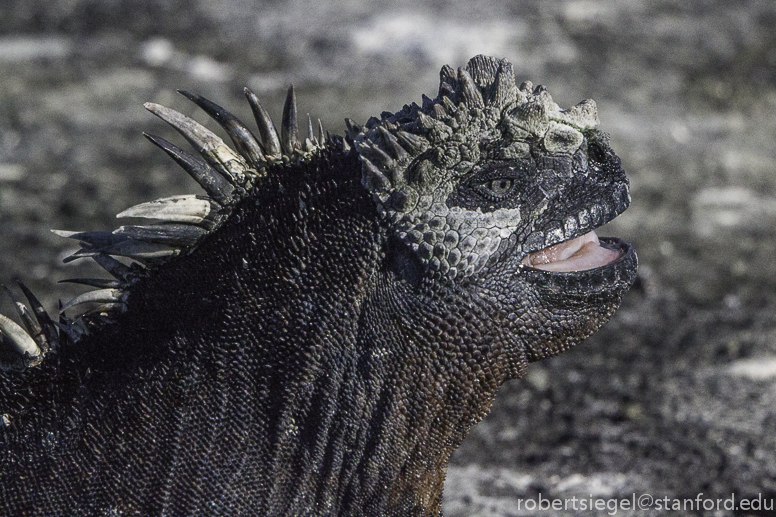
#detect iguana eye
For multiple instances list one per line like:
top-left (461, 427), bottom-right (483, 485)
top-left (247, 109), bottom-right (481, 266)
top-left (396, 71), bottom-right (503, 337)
top-left (482, 178), bottom-right (515, 197)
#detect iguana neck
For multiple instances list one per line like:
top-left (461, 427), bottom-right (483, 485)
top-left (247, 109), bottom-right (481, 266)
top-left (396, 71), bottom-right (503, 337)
top-left (17, 150), bottom-right (510, 516)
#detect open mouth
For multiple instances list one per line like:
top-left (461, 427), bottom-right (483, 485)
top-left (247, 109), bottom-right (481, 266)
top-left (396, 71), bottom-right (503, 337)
top-left (521, 231), bottom-right (622, 272)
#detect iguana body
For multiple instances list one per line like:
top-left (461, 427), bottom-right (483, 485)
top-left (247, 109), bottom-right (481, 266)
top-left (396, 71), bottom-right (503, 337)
top-left (0, 55), bottom-right (636, 516)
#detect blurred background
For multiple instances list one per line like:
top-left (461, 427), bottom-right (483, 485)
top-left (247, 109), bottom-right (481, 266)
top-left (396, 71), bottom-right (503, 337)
top-left (1, 1), bottom-right (775, 515)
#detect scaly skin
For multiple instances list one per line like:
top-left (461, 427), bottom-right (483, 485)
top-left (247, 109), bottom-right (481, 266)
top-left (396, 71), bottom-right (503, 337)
top-left (0, 55), bottom-right (636, 516)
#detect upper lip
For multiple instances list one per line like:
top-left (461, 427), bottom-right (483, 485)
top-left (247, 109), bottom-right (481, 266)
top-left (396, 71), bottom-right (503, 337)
top-left (519, 181), bottom-right (631, 272)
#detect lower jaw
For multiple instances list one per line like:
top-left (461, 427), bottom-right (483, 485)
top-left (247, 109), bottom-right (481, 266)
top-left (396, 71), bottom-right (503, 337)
top-left (522, 237), bottom-right (638, 295)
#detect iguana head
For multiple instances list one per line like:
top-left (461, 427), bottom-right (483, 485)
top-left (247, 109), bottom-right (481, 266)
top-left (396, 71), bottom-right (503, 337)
top-left (353, 54), bottom-right (636, 360)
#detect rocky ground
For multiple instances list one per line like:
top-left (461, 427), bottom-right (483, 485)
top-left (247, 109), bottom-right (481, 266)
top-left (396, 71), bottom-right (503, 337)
top-left (1, 1), bottom-right (775, 515)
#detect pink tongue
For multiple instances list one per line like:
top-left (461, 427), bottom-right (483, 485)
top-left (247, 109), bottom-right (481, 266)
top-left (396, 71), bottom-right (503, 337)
top-left (521, 231), bottom-right (621, 272)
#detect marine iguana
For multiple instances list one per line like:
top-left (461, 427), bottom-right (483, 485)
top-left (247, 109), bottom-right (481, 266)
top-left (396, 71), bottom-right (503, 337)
top-left (0, 55), bottom-right (636, 516)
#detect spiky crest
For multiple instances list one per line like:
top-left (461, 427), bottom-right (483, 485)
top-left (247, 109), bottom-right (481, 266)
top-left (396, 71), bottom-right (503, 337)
top-left (0, 85), bottom-right (332, 370)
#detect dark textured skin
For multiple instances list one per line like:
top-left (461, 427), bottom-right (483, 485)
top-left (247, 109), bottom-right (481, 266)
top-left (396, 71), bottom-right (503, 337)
top-left (1, 99), bottom-right (636, 515)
